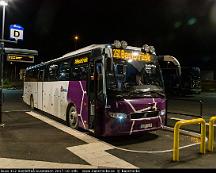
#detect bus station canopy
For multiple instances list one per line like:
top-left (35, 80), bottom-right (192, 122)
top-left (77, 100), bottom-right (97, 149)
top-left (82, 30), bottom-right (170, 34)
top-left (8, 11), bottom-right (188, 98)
top-left (4, 47), bottom-right (38, 56)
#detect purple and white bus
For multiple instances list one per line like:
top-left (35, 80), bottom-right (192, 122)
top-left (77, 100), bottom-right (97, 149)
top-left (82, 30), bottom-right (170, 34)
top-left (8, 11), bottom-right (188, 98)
top-left (23, 41), bottom-right (166, 136)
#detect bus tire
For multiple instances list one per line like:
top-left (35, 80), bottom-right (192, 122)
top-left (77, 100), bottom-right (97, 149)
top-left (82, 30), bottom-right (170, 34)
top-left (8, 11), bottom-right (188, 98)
top-left (30, 95), bottom-right (34, 110)
top-left (67, 105), bottom-right (79, 129)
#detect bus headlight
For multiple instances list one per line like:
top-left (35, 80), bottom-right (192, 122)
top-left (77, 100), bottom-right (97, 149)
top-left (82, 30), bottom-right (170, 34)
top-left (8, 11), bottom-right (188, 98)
top-left (109, 112), bottom-right (127, 120)
top-left (159, 109), bottom-right (166, 116)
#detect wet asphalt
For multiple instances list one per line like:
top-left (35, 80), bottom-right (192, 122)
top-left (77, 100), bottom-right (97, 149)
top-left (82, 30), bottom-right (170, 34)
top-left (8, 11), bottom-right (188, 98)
top-left (1, 89), bottom-right (216, 168)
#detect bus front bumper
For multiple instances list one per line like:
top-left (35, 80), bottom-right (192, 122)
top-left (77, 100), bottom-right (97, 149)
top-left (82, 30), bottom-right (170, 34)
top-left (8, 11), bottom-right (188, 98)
top-left (102, 116), bottom-right (165, 136)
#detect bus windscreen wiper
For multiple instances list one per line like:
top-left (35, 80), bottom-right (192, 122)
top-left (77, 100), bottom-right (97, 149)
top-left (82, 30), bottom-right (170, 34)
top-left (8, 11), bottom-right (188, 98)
top-left (149, 89), bottom-right (165, 97)
top-left (130, 89), bottom-right (165, 97)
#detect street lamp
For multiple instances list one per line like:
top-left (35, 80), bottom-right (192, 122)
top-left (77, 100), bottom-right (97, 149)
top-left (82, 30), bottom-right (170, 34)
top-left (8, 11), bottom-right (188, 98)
top-left (74, 35), bottom-right (79, 50)
top-left (0, 0), bottom-right (8, 42)
top-left (0, 0), bottom-right (8, 127)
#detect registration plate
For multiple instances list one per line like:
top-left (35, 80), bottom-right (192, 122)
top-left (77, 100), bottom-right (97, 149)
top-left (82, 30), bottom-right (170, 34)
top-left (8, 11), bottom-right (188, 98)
top-left (141, 123), bottom-right (152, 129)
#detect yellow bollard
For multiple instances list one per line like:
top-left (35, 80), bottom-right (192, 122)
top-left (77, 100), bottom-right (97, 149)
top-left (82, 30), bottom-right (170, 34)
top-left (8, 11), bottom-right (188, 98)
top-left (208, 116), bottom-right (216, 152)
top-left (173, 118), bottom-right (206, 161)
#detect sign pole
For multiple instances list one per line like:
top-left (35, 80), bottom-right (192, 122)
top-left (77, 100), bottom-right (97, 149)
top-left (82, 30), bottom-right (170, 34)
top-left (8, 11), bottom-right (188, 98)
top-left (0, 19), bottom-right (25, 126)
top-left (0, 46), bottom-right (4, 127)
top-left (0, 3), bottom-right (6, 127)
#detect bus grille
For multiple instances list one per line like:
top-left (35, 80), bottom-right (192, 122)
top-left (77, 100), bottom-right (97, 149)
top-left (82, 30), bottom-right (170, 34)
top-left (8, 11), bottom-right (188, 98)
top-left (130, 111), bottom-right (159, 119)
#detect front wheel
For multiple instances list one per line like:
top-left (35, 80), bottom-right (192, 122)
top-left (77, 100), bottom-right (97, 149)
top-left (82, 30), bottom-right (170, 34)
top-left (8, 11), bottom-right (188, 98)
top-left (68, 105), bottom-right (79, 129)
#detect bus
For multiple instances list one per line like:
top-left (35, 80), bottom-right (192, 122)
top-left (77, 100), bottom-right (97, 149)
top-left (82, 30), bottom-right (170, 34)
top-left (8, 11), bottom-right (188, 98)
top-left (159, 55), bottom-right (201, 95)
top-left (180, 67), bottom-right (201, 95)
top-left (23, 41), bottom-right (166, 136)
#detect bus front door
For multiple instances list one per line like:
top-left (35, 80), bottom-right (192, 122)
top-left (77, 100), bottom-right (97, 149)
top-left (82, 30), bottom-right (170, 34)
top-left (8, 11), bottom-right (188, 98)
top-left (88, 60), bottom-right (105, 136)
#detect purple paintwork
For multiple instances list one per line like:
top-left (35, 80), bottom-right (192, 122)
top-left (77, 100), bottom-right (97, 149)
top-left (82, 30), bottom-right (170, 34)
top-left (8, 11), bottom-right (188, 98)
top-left (67, 81), bottom-right (166, 136)
top-left (103, 97), bottom-right (166, 136)
top-left (67, 81), bottom-right (88, 129)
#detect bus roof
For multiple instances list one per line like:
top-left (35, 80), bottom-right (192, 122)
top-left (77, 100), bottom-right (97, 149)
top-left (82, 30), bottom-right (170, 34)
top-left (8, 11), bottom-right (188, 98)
top-left (62, 44), bottom-right (141, 58)
top-left (62, 44), bottom-right (106, 58)
top-left (26, 44), bottom-right (143, 70)
top-left (42, 44), bottom-right (106, 65)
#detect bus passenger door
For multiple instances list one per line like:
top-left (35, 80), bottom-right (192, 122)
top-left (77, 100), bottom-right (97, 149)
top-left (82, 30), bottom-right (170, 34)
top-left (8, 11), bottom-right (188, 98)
top-left (89, 61), bottom-right (104, 135)
top-left (89, 63), bottom-right (95, 129)
top-left (37, 70), bottom-right (44, 110)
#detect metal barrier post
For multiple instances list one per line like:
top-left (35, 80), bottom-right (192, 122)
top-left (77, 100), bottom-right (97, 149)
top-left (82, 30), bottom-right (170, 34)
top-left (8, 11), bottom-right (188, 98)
top-left (199, 100), bottom-right (203, 117)
top-left (173, 118), bottom-right (206, 161)
top-left (208, 116), bottom-right (216, 152)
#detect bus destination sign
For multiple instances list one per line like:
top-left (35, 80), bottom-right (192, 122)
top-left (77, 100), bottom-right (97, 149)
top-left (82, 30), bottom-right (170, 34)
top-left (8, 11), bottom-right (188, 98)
top-left (74, 57), bottom-right (88, 65)
top-left (7, 54), bottom-right (34, 63)
top-left (113, 49), bottom-right (152, 62)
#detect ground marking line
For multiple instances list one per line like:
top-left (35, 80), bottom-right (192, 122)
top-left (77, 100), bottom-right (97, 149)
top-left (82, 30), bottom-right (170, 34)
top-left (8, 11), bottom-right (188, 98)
top-left (26, 111), bottom-right (137, 168)
top-left (26, 111), bottom-right (204, 156)
top-left (113, 142), bottom-right (200, 154)
top-left (114, 126), bottom-right (206, 154)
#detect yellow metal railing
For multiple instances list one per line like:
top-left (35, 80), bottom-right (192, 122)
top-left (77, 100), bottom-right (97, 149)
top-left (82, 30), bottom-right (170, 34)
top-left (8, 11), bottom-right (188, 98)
top-left (173, 118), bottom-right (206, 161)
top-left (208, 116), bottom-right (216, 152)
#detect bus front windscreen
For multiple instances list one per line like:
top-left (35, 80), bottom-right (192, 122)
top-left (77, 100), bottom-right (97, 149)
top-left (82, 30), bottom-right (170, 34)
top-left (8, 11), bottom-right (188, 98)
top-left (107, 50), bottom-right (164, 97)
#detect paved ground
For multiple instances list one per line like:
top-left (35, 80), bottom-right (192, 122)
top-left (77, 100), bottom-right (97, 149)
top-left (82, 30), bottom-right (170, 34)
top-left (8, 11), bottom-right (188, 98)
top-left (2, 89), bottom-right (29, 112)
top-left (1, 89), bottom-right (216, 168)
top-left (1, 111), bottom-right (87, 164)
top-left (168, 92), bottom-right (216, 120)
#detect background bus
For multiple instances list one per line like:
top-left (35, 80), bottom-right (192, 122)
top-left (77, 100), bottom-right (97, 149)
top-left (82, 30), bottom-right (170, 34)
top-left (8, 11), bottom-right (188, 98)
top-left (23, 41), bottom-right (166, 136)
top-left (159, 55), bottom-right (201, 95)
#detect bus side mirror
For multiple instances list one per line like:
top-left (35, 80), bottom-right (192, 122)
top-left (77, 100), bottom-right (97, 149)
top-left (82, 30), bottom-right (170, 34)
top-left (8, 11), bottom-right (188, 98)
top-left (115, 64), bottom-right (126, 81)
top-left (96, 63), bottom-right (102, 75)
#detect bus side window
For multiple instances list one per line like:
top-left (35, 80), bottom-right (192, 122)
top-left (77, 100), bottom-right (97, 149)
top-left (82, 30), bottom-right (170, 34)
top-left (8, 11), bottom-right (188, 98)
top-left (71, 67), bottom-right (80, 81)
top-left (80, 66), bottom-right (88, 80)
top-left (58, 61), bottom-right (70, 81)
top-left (25, 70), bottom-right (30, 82)
top-left (31, 69), bottom-right (38, 82)
top-left (95, 62), bottom-right (103, 101)
top-left (44, 66), bottom-right (49, 82)
top-left (71, 65), bottom-right (88, 81)
top-left (48, 64), bottom-right (58, 81)
top-left (38, 70), bottom-right (44, 82)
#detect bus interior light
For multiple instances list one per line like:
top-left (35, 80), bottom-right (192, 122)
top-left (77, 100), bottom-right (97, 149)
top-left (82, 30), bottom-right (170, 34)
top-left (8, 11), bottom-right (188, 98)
top-left (113, 40), bottom-right (121, 48)
top-left (121, 41), bottom-right (128, 49)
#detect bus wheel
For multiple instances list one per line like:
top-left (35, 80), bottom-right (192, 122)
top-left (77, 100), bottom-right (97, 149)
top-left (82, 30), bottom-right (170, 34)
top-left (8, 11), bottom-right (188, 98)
top-left (30, 95), bottom-right (34, 110)
top-left (68, 105), bottom-right (78, 129)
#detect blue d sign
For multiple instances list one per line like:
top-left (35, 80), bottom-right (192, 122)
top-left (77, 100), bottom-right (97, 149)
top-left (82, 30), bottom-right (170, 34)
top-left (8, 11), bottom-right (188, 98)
top-left (10, 24), bottom-right (24, 41)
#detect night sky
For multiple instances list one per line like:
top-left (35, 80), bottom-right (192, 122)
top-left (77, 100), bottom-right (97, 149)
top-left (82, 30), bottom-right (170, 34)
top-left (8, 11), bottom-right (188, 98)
top-left (2, 0), bottom-right (216, 69)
